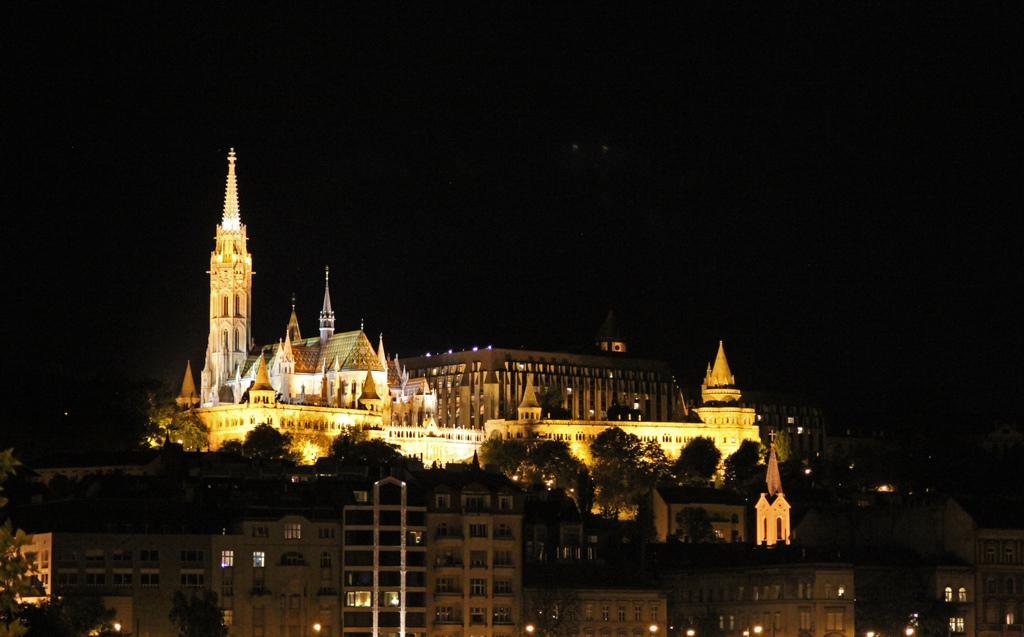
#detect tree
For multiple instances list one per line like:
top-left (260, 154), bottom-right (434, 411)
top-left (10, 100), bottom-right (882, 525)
top-left (675, 507), bottom-right (717, 543)
top-left (143, 391), bottom-right (209, 451)
top-left (1, 449), bottom-right (37, 637)
top-left (478, 436), bottom-right (529, 477)
top-left (526, 440), bottom-right (582, 490)
top-left (329, 429), bottom-right (370, 462)
top-left (537, 385), bottom-right (571, 419)
top-left (219, 439), bottom-right (243, 455)
top-left (18, 595), bottom-right (117, 637)
top-left (525, 587), bottom-right (580, 637)
top-left (242, 424), bottom-right (293, 461)
top-left (673, 436), bottom-right (722, 485)
top-left (723, 439), bottom-right (765, 495)
top-left (347, 439), bottom-right (405, 467)
top-left (168, 589), bottom-right (227, 637)
top-left (772, 431), bottom-right (792, 464)
top-left (589, 427), bottom-right (670, 518)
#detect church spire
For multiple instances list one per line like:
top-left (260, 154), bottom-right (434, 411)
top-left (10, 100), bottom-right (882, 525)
top-left (517, 374), bottom-right (542, 421)
top-left (319, 266), bottom-right (335, 343)
top-left (378, 333), bottom-right (387, 367)
top-left (222, 148), bottom-right (241, 231)
top-left (765, 433), bottom-right (783, 496)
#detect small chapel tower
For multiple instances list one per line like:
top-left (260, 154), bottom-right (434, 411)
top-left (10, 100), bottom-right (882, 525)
top-left (755, 432), bottom-right (791, 546)
top-left (202, 149), bottom-right (254, 404)
top-left (701, 341), bottom-right (741, 403)
top-left (517, 375), bottom-right (542, 421)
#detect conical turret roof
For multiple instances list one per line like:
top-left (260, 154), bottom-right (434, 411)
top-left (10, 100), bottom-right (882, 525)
top-left (251, 354), bottom-right (274, 392)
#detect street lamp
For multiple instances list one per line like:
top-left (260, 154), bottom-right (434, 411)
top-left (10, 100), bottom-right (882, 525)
top-left (754, 627), bottom-right (763, 636)
top-left (906, 629), bottom-right (915, 637)
top-left (686, 630), bottom-right (695, 637)
top-left (866, 632), bottom-right (875, 637)
top-left (526, 625), bottom-right (536, 635)
top-left (313, 623), bottom-right (322, 633)
top-left (113, 623), bottom-right (121, 633)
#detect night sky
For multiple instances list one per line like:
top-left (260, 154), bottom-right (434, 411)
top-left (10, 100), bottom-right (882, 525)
top-left (5, 5), bottom-right (1022, 430)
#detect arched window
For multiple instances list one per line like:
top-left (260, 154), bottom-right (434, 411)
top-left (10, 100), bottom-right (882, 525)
top-left (958, 587), bottom-right (967, 602)
top-left (234, 329), bottom-right (240, 352)
top-left (945, 587), bottom-right (953, 602)
top-left (222, 329), bottom-right (228, 350)
top-left (776, 516), bottom-right (784, 539)
top-left (222, 296), bottom-right (229, 316)
top-left (234, 294), bottom-right (240, 317)
top-left (1007, 578), bottom-right (1015, 595)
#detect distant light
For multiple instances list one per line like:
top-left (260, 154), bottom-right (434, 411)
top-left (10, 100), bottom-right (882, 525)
top-left (448, 349), bottom-right (452, 354)
top-left (487, 345), bottom-right (492, 350)
top-left (472, 347), bottom-right (478, 352)
top-left (426, 353), bottom-right (431, 357)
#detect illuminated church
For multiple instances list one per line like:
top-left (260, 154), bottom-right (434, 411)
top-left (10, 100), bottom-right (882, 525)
top-left (181, 151), bottom-right (760, 465)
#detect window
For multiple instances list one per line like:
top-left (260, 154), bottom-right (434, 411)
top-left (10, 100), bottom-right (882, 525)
top-left (354, 490), bottom-right (369, 503)
top-left (111, 550), bottom-right (131, 563)
top-left (494, 607), bottom-right (512, 624)
top-left (944, 586), bottom-right (953, 602)
top-left (1007, 578), bottom-right (1016, 595)
top-left (252, 525), bottom-right (268, 537)
top-left (85, 572), bottom-right (106, 586)
top-left (496, 523), bottom-right (513, 538)
top-left (221, 550), bottom-right (234, 568)
top-left (253, 551), bottom-right (265, 568)
top-left (585, 603), bottom-right (593, 621)
top-left (465, 496), bottom-right (485, 511)
top-left (140, 571), bottom-right (159, 587)
top-left (499, 495), bottom-right (513, 511)
top-left (222, 579), bottom-right (233, 597)
top-left (618, 606), bottom-right (626, 621)
top-left (282, 552), bottom-right (306, 566)
top-left (285, 523), bottom-right (302, 539)
top-left (436, 494), bottom-right (451, 508)
top-left (602, 604), bottom-right (609, 621)
top-left (958, 587), bottom-right (967, 602)
top-left (437, 577), bottom-right (456, 593)
top-left (800, 609), bottom-right (811, 631)
top-left (436, 606), bottom-right (455, 622)
top-left (346, 591), bottom-right (372, 607)
top-left (494, 550), bottom-right (513, 567)
top-left (470, 523), bottom-right (488, 538)
top-left (112, 572), bottom-right (132, 586)
top-left (949, 617), bottom-right (964, 633)
top-left (635, 605), bottom-right (643, 621)
top-left (471, 579), bottom-right (488, 596)
top-left (470, 607), bottom-right (487, 625)
top-left (319, 527), bottom-right (336, 539)
top-left (494, 579), bottom-right (511, 595)
top-left (180, 550), bottom-right (203, 562)
top-left (651, 606), bottom-right (658, 622)
top-left (320, 552), bottom-right (332, 568)
top-left (837, 585), bottom-right (845, 599)
top-left (826, 610), bottom-right (844, 631)
top-left (470, 551), bottom-right (487, 568)
top-left (382, 592), bottom-right (401, 607)
top-left (223, 609), bottom-right (233, 627)
top-left (181, 571), bottom-right (204, 587)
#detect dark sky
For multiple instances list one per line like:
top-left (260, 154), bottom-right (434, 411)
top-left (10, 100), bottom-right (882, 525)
top-left (5, 5), bottom-right (1022, 427)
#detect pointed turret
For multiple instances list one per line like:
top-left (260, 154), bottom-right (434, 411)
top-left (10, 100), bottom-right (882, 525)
top-left (286, 293), bottom-right (302, 342)
top-left (378, 333), bottom-right (387, 367)
top-left (596, 310), bottom-right (627, 353)
top-left (517, 374), bottom-right (542, 421)
top-left (319, 266), bottom-right (335, 344)
top-left (248, 354), bottom-right (276, 406)
top-left (359, 369), bottom-right (382, 413)
top-left (701, 341), bottom-right (741, 403)
top-left (176, 361), bottom-right (199, 408)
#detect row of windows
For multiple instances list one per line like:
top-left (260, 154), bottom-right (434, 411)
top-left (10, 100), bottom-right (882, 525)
top-left (433, 494), bottom-right (514, 511)
top-left (944, 586), bottom-right (969, 602)
top-left (983, 541), bottom-right (1024, 564)
top-left (433, 549), bottom-right (513, 568)
top-left (58, 549), bottom-right (190, 563)
top-left (582, 604), bottom-right (660, 622)
top-left (434, 606), bottom-right (513, 624)
top-left (434, 576), bottom-right (513, 595)
top-left (55, 571), bottom-right (187, 588)
top-left (685, 582), bottom-right (844, 603)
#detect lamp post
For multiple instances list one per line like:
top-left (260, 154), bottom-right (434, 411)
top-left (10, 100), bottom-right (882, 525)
top-left (313, 623), bottom-right (322, 633)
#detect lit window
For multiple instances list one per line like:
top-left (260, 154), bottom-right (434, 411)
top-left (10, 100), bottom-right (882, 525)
top-left (284, 523), bottom-right (302, 539)
top-left (958, 587), bottom-right (967, 602)
top-left (949, 617), bottom-right (964, 633)
top-left (382, 591), bottom-right (400, 606)
top-left (944, 587), bottom-right (953, 602)
top-left (253, 551), bottom-right (265, 568)
top-left (346, 591), bottom-right (372, 607)
top-left (221, 550), bottom-right (234, 568)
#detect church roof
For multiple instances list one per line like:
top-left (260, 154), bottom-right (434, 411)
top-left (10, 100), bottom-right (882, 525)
top-left (765, 442), bottom-right (783, 496)
top-left (251, 354), bottom-right (274, 391)
top-left (518, 374), bottom-right (541, 410)
top-left (256, 330), bottom-right (386, 376)
top-left (178, 360), bottom-right (198, 401)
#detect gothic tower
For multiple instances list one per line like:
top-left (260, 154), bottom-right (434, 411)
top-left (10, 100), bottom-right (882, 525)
top-left (201, 149), bottom-right (254, 403)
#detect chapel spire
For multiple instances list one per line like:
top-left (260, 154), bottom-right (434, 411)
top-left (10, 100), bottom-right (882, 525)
top-left (765, 433), bottom-right (783, 496)
top-left (755, 431), bottom-right (791, 546)
top-left (319, 266), bottom-right (335, 343)
top-left (286, 293), bottom-right (302, 342)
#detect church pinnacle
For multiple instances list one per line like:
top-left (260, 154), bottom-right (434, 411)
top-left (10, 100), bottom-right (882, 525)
top-left (319, 266), bottom-right (335, 343)
top-left (701, 341), bottom-right (741, 403)
top-left (222, 148), bottom-right (241, 231)
top-left (765, 432), bottom-right (783, 496)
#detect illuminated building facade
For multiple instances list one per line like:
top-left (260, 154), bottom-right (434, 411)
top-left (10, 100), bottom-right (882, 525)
top-left (184, 151), bottom-right (759, 466)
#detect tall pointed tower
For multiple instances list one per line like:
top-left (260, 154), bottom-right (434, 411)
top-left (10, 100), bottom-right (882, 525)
top-left (701, 341), bottom-right (741, 403)
top-left (201, 149), bottom-right (254, 403)
top-left (755, 433), bottom-right (791, 546)
top-left (319, 266), bottom-right (335, 344)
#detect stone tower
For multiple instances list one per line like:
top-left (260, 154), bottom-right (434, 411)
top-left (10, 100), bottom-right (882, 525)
top-left (201, 149), bottom-right (254, 403)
